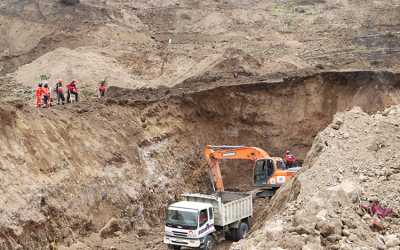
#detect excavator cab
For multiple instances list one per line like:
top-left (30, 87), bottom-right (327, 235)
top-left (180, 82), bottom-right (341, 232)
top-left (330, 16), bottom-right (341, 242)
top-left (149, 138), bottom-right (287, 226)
top-left (253, 160), bottom-right (275, 186)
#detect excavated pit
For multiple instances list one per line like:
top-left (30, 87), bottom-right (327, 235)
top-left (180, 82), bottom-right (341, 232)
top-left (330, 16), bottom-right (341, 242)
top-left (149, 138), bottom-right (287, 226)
top-left (1, 70), bottom-right (400, 249)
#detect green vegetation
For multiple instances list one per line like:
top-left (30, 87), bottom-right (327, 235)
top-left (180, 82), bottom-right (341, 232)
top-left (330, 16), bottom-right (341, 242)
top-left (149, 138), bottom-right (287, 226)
top-left (60, 0), bottom-right (79, 5)
top-left (285, 18), bottom-right (297, 29)
top-left (271, 13), bottom-right (279, 17)
top-left (40, 74), bottom-right (51, 80)
top-left (297, 0), bottom-right (326, 5)
top-left (185, 48), bottom-right (190, 52)
top-left (326, 62), bottom-right (331, 66)
top-left (199, 41), bottom-right (206, 46)
top-left (347, 46), bottom-right (354, 50)
top-left (81, 89), bottom-right (97, 99)
top-left (180, 13), bottom-right (191, 20)
top-left (170, 26), bottom-right (176, 30)
top-left (54, 18), bottom-right (57, 21)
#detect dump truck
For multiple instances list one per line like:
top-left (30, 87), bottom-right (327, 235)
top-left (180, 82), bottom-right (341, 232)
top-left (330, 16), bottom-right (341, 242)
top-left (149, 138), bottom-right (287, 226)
top-left (163, 191), bottom-right (252, 250)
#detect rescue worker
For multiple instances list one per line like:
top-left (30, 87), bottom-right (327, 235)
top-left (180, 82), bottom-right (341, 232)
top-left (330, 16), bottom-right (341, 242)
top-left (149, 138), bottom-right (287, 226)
top-left (234, 71), bottom-right (238, 79)
top-left (99, 79), bottom-right (106, 98)
top-left (285, 151), bottom-right (295, 169)
top-left (42, 82), bottom-right (54, 108)
top-left (36, 82), bottom-right (44, 108)
top-left (56, 79), bottom-right (65, 105)
top-left (66, 79), bottom-right (79, 103)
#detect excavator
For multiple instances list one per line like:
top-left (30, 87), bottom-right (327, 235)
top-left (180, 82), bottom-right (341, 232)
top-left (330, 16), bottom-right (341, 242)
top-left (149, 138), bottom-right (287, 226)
top-left (205, 145), bottom-right (300, 198)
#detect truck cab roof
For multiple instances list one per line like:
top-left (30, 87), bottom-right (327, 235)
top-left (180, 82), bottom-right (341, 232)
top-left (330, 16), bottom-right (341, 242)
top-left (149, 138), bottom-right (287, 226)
top-left (169, 201), bottom-right (212, 211)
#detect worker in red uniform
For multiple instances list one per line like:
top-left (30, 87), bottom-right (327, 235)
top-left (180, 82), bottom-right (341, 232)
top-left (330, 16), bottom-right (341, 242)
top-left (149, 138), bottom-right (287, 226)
top-left (42, 82), bottom-right (54, 108)
top-left (234, 71), bottom-right (238, 78)
top-left (56, 79), bottom-right (65, 105)
top-left (285, 150), bottom-right (295, 169)
top-left (36, 82), bottom-right (44, 108)
top-left (66, 79), bottom-right (78, 103)
top-left (99, 79), bottom-right (106, 98)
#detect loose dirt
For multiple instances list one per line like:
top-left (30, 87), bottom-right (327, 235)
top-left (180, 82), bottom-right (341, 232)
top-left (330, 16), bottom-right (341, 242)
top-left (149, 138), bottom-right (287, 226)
top-left (2, 0), bottom-right (400, 249)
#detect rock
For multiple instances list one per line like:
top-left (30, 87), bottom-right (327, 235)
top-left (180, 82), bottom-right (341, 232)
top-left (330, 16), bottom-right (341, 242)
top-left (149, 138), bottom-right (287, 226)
top-left (342, 219), bottom-right (357, 229)
top-left (332, 124), bottom-right (339, 130)
top-left (343, 132), bottom-right (350, 139)
top-left (326, 234), bottom-right (337, 243)
top-left (87, 232), bottom-right (102, 246)
top-left (265, 226), bottom-right (283, 241)
top-left (315, 221), bottom-right (335, 237)
top-left (340, 180), bottom-right (359, 201)
top-left (359, 174), bottom-right (367, 182)
top-left (152, 238), bottom-right (161, 244)
top-left (365, 219), bottom-right (384, 230)
top-left (307, 186), bottom-right (350, 215)
top-left (295, 226), bottom-right (309, 235)
top-left (114, 231), bottom-right (123, 236)
top-left (349, 234), bottom-right (358, 242)
top-left (330, 218), bottom-right (343, 236)
top-left (379, 176), bottom-right (387, 182)
top-left (334, 118), bottom-right (344, 125)
top-left (99, 218), bottom-right (123, 239)
top-left (385, 168), bottom-right (393, 177)
top-left (342, 229), bottom-right (351, 236)
top-left (140, 116), bottom-right (146, 122)
top-left (137, 228), bottom-right (150, 237)
top-left (339, 243), bottom-right (352, 250)
top-left (385, 235), bottom-right (400, 247)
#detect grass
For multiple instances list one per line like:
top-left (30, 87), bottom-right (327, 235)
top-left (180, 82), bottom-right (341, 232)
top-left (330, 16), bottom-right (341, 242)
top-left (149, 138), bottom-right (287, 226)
top-left (185, 48), bottom-right (190, 52)
top-left (170, 26), bottom-right (176, 30)
top-left (271, 13), bottom-right (279, 17)
top-left (180, 13), bottom-right (191, 20)
top-left (82, 89), bottom-right (97, 99)
top-left (199, 41), bottom-right (206, 46)
top-left (347, 46), bottom-right (354, 50)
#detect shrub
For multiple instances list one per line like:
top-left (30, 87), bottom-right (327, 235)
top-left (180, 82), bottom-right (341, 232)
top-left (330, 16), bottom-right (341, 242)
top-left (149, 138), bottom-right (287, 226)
top-left (60, 0), bottom-right (79, 5)
top-left (40, 74), bottom-right (51, 80)
top-left (170, 26), bottom-right (176, 30)
top-left (180, 13), bottom-right (191, 20)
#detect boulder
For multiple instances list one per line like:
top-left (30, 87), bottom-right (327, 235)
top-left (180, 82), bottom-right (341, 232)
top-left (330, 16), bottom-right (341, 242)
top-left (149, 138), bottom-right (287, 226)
top-left (330, 218), bottom-right (343, 236)
top-left (315, 221), bottom-right (335, 237)
top-left (99, 218), bottom-right (123, 239)
top-left (307, 186), bottom-right (350, 215)
top-left (385, 235), bottom-right (400, 247)
top-left (265, 226), bottom-right (283, 241)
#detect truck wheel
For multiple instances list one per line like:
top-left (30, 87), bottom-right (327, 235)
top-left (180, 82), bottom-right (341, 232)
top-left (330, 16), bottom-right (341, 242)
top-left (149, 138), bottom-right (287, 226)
top-left (236, 222), bottom-right (249, 240)
top-left (173, 246), bottom-right (181, 250)
top-left (203, 235), bottom-right (214, 250)
top-left (230, 228), bottom-right (238, 241)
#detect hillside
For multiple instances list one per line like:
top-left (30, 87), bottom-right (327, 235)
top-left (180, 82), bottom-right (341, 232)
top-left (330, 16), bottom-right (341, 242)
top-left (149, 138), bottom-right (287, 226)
top-left (1, 0), bottom-right (400, 250)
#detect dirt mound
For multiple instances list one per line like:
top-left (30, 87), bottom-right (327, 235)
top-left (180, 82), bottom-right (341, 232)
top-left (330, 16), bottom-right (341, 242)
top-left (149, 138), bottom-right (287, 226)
top-left (233, 106), bottom-right (400, 249)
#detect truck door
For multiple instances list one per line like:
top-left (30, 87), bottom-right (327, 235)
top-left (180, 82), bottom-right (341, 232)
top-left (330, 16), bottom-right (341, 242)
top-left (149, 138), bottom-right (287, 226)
top-left (254, 160), bottom-right (275, 186)
top-left (198, 209), bottom-right (213, 237)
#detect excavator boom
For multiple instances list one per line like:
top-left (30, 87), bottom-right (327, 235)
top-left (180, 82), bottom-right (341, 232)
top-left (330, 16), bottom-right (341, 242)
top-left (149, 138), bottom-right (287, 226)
top-left (205, 145), bottom-right (271, 191)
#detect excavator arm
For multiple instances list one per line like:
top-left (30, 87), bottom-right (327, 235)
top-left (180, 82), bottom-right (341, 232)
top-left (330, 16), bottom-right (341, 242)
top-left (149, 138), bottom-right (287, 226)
top-left (205, 145), bottom-right (270, 191)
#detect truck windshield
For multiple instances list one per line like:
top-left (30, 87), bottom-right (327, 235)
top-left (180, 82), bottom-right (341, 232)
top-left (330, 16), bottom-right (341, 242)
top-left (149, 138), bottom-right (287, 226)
top-left (166, 209), bottom-right (198, 229)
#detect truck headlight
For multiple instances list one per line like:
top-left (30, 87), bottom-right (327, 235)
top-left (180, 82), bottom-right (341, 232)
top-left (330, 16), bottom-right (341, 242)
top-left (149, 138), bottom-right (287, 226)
top-left (166, 231), bottom-right (173, 236)
top-left (187, 233), bottom-right (196, 238)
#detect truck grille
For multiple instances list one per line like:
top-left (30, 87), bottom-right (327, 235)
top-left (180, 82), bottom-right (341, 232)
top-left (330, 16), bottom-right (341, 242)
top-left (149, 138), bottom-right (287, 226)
top-left (172, 231), bottom-right (188, 237)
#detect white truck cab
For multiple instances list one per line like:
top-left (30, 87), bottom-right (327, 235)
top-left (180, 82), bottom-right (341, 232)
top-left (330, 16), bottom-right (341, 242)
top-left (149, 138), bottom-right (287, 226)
top-left (163, 191), bottom-right (252, 250)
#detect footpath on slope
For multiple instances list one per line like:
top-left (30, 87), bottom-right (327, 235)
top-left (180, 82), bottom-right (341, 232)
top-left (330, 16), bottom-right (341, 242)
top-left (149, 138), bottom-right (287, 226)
top-left (232, 106), bottom-right (400, 250)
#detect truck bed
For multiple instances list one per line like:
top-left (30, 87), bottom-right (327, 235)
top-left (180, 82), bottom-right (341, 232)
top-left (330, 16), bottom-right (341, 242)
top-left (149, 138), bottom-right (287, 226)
top-left (183, 191), bottom-right (252, 227)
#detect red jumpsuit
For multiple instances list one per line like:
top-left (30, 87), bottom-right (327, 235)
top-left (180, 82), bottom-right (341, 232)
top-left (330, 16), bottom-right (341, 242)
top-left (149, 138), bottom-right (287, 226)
top-left (36, 87), bottom-right (44, 108)
top-left (66, 82), bottom-right (78, 103)
top-left (99, 83), bottom-right (106, 98)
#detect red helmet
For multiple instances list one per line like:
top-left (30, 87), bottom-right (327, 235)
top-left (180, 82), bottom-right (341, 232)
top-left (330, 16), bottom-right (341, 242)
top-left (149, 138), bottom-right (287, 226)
top-left (72, 79), bottom-right (76, 83)
top-left (286, 151), bottom-right (290, 154)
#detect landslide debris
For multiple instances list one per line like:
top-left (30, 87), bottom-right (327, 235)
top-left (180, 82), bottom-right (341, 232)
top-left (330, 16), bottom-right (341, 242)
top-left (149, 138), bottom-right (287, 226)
top-left (232, 106), bottom-right (400, 250)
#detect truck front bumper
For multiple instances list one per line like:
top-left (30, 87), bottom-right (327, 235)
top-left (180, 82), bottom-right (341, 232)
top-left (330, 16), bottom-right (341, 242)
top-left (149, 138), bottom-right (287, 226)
top-left (164, 236), bottom-right (201, 248)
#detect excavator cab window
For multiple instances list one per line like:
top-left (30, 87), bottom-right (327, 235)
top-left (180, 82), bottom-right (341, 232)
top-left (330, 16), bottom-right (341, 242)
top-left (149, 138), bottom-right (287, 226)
top-left (254, 160), bottom-right (266, 181)
top-left (276, 160), bottom-right (284, 170)
top-left (267, 160), bottom-right (274, 176)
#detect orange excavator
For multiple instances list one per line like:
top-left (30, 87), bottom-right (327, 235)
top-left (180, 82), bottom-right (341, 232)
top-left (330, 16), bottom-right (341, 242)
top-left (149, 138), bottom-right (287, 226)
top-left (205, 145), bottom-right (300, 197)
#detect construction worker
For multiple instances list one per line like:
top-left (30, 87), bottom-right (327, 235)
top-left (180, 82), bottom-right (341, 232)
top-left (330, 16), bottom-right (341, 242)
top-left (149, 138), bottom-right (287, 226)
top-left (234, 71), bottom-right (238, 79)
top-left (42, 82), bottom-right (54, 108)
top-left (99, 79), bottom-right (106, 98)
top-left (66, 79), bottom-right (78, 103)
top-left (285, 151), bottom-right (295, 169)
top-left (56, 79), bottom-right (65, 105)
top-left (36, 82), bottom-right (44, 108)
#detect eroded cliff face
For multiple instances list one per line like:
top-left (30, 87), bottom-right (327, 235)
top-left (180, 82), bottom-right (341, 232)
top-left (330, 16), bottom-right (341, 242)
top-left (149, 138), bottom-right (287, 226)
top-left (1, 70), bottom-right (399, 249)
